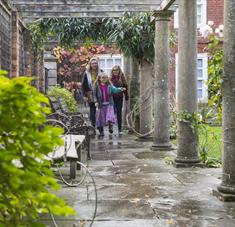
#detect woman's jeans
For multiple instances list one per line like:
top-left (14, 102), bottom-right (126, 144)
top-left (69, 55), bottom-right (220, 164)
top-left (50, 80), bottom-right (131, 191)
top-left (89, 102), bottom-right (96, 127)
top-left (113, 97), bottom-right (123, 132)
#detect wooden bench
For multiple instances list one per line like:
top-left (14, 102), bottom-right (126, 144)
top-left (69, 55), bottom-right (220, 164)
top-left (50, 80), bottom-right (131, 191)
top-left (48, 134), bottom-right (87, 180)
top-left (47, 96), bottom-right (95, 159)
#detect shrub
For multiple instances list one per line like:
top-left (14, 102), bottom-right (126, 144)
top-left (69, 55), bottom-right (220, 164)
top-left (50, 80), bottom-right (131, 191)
top-left (199, 124), bottom-right (222, 167)
top-left (48, 86), bottom-right (78, 112)
top-left (0, 71), bottom-right (75, 226)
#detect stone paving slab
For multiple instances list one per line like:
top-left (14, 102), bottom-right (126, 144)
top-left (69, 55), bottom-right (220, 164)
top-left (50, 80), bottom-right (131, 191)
top-left (48, 132), bottom-right (235, 227)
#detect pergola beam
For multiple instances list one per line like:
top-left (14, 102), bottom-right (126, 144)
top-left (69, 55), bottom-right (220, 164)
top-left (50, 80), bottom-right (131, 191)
top-left (159, 0), bottom-right (176, 10)
top-left (13, 0), bottom-right (162, 5)
top-left (12, 0), bottom-right (177, 22)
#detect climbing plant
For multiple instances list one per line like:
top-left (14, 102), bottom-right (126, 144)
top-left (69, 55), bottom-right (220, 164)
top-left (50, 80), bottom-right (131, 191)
top-left (28, 14), bottom-right (175, 63)
top-left (199, 21), bottom-right (224, 123)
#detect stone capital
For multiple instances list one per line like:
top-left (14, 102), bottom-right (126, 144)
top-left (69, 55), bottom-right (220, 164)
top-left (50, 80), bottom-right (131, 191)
top-left (153, 10), bottom-right (174, 21)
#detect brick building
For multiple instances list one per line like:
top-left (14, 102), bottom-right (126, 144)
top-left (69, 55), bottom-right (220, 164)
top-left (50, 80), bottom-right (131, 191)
top-left (0, 0), bottom-right (29, 78)
top-left (170, 0), bottom-right (224, 102)
top-left (0, 0), bottom-right (224, 99)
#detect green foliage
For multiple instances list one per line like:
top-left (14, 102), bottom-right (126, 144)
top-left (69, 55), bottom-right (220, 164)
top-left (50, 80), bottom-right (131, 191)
top-left (105, 13), bottom-right (155, 62)
top-left (48, 86), bottom-right (78, 113)
top-left (28, 21), bottom-right (50, 58)
top-left (207, 36), bottom-right (223, 123)
top-left (169, 124), bottom-right (177, 140)
top-left (178, 110), bottom-right (202, 136)
top-left (164, 156), bottom-right (174, 165)
top-left (0, 71), bottom-right (75, 226)
top-left (28, 15), bottom-right (175, 63)
top-left (199, 125), bottom-right (222, 167)
top-left (175, 108), bottom-right (222, 168)
top-left (198, 102), bottom-right (221, 125)
top-left (28, 18), bottom-right (109, 51)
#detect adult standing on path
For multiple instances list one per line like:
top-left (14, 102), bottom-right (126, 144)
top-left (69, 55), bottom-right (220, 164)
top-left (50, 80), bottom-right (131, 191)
top-left (82, 57), bottom-right (103, 127)
top-left (110, 65), bottom-right (129, 134)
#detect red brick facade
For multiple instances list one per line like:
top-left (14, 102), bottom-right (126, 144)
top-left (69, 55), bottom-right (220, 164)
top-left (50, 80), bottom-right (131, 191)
top-left (169, 0), bottom-right (224, 97)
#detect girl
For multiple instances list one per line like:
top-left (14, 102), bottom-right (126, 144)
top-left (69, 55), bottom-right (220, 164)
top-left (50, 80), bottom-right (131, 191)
top-left (94, 73), bottom-right (126, 136)
top-left (110, 65), bottom-right (129, 134)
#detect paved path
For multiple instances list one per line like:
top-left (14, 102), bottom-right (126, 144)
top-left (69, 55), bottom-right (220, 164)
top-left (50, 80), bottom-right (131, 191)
top-left (44, 130), bottom-right (235, 227)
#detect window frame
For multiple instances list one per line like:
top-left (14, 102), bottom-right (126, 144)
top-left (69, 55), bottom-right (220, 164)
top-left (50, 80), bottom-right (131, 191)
top-left (175, 53), bottom-right (208, 103)
top-left (174, 0), bottom-right (207, 29)
top-left (97, 54), bottom-right (124, 75)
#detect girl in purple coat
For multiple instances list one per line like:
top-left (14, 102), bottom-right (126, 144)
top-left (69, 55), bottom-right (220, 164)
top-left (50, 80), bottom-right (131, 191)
top-left (94, 73), bottom-right (126, 136)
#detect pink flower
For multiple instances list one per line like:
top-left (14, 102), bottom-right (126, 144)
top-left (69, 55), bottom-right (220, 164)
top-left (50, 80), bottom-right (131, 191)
top-left (207, 21), bottom-right (214, 26)
top-left (219, 25), bottom-right (224, 31)
top-left (199, 25), bottom-right (213, 39)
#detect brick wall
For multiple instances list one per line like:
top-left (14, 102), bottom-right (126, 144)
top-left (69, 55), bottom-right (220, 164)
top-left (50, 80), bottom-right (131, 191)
top-left (11, 10), bottom-right (19, 78)
top-left (0, 1), bottom-right (37, 80)
top-left (207, 0), bottom-right (224, 27)
top-left (0, 1), bottom-right (11, 74)
top-left (169, 0), bottom-right (224, 97)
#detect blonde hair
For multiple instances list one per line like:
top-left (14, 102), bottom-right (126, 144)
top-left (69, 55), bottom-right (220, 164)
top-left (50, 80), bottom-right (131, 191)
top-left (95, 72), bottom-right (112, 86)
top-left (110, 65), bottom-right (127, 86)
top-left (86, 57), bottom-right (101, 73)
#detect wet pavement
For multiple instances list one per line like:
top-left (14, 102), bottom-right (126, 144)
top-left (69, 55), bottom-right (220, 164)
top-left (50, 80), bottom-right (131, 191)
top-left (44, 130), bottom-right (235, 227)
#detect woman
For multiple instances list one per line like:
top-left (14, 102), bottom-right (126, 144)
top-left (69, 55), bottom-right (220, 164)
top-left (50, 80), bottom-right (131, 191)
top-left (110, 65), bottom-right (129, 134)
top-left (82, 57), bottom-right (103, 127)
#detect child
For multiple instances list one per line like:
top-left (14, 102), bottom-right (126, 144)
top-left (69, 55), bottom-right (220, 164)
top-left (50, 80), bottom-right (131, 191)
top-left (94, 73), bottom-right (126, 136)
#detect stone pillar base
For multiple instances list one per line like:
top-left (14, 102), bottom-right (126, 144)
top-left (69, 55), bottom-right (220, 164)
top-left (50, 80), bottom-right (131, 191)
top-left (151, 143), bottom-right (173, 151)
top-left (217, 184), bottom-right (235, 195)
top-left (213, 189), bottom-right (235, 202)
top-left (174, 158), bottom-right (203, 168)
top-left (135, 136), bottom-right (153, 142)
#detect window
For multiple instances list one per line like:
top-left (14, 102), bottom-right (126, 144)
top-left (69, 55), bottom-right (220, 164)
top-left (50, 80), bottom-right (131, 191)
top-left (197, 53), bottom-right (208, 102)
top-left (98, 54), bottom-right (123, 75)
top-left (175, 53), bottom-right (208, 102)
top-left (174, 0), bottom-right (207, 28)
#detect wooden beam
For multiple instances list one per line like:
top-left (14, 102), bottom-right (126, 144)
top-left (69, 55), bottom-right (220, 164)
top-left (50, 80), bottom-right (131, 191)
top-left (21, 12), bottom-right (131, 19)
top-left (12, 0), bottom-right (162, 5)
top-left (12, 0), bottom-right (178, 21)
top-left (14, 4), bottom-right (163, 13)
top-left (159, 0), bottom-right (177, 10)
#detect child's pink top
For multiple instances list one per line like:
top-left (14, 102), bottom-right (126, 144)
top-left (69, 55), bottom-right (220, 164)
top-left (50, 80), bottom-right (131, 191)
top-left (101, 84), bottom-right (109, 102)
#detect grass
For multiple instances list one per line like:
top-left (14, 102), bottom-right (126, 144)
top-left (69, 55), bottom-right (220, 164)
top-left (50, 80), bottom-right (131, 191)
top-left (199, 124), bottom-right (222, 160)
top-left (171, 124), bottom-right (222, 166)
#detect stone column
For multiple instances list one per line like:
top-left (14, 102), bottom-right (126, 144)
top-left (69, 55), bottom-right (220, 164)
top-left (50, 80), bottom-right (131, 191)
top-left (11, 10), bottom-right (20, 78)
top-left (129, 58), bottom-right (140, 131)
top-left (152, 10), bottom-right (173, 150)
top-left (139, 60), bottom-right (153, 136)
top-left (175, 0), bottom-right (200, 166)
top-left (123, 56), bottom-right (131, 129)
top-left (215, 0), bottom-right (235, 200)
